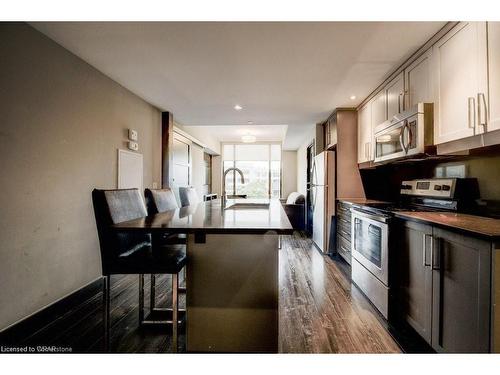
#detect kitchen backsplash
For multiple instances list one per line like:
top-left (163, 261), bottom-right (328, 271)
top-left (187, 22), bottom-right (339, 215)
top-left (360, 149), bottom-right (500, 217)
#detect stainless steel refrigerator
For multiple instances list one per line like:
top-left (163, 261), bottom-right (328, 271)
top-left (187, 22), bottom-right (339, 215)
top-left (311, 150), bottom-right (335, 253)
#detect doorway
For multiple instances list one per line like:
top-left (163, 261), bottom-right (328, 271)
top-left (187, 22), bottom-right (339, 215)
top-left (305, 142), bottom-right (314, 236)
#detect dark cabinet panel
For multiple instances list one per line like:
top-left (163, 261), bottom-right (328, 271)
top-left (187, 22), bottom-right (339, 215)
top-left (324, 114), bottom-right (338, 150)
top-left (336, 201), bottom-right (352, 264)
top-left (431, 227), bottom-right (491, 353)
top-left (397, 220), bottom-right (433, 343)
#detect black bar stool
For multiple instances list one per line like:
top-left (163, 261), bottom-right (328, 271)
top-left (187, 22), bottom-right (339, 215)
top-left (92, 188), bottom-right (186, 352)
top-left (178, 186), bottom-right (200, 207)
top-left (144, 188), bottom-right (187, 314)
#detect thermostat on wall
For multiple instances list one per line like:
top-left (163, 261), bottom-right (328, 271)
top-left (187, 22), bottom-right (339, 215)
top-left (128, 129), bottom-right (138, 141)
top-left (128, 141), bottom-right (139, 151)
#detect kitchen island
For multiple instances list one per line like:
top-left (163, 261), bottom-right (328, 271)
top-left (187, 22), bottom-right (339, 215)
top-left (113, 198), bottom-right (293, 353)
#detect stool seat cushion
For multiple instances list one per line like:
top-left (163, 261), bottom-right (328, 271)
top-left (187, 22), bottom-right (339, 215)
top-left (110, 244), bottom-right (187, 275)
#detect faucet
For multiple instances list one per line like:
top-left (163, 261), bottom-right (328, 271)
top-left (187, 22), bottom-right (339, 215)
top-left (221, 167), bottom-right (245, 208)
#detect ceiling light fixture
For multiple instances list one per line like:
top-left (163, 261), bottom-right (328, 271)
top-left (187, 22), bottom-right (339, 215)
top-left (234, 104), bottom-right (243, 111)
top-left (247, 121), bottom-right (253, 125)
top-left (241, 134), bottom-right (256, 143)
top-left (350, 95), bottom-right (357, 100)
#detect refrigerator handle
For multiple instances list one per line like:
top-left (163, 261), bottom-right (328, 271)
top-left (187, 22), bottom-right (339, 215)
top-left (311, 158), bottom-right (317, 187)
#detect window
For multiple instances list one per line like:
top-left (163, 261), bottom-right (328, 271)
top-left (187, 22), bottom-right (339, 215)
top-left (222, 143), bottom-right (281, 199)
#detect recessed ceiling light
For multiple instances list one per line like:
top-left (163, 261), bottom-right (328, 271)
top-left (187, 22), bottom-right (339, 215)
top-left (350, 95), bottom-right (357, 100)
top-left (241, 134), bottom-right (256, 143)
top-left (234, 104), bottom-right (243, 111)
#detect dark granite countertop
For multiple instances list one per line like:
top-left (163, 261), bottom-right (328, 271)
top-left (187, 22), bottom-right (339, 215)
top-left (337, 198), bottom-right (392, 205)
top-left (338, 198), bottom-right (500, 241)
top-left (394, 211), bottom-right (500, 241)
top-left (113, 198), bottom-right (293, 234)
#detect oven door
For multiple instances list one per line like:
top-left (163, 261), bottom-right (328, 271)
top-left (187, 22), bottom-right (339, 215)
top-left (351, 209), bottom-right (389, 285)
top-left (373, 119), bottom-right (407, 163)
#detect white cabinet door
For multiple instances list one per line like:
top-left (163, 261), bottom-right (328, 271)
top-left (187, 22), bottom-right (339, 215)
top-left (405, 48), bottom-right (434, 108)
top-left (386, 72), bottom-right (405, 119)
top-left (431, 22), bottom-right (488, 144)
top-left (357, 103), bottom-right (372, 163)
top-left (487, 22), bottom-right (500, 133)
top-left (371, 89), bottom-right (387, 129)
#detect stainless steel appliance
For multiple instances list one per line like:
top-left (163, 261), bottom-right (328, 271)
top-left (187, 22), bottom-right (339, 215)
top-left (373, 103), bottom-right (434, 164)
top-left (351, 208), bottom-right (391, 318)
top-left (350, 177), bottom-right (479, 319)
top-left (311, 151), bottom-right (335, 253)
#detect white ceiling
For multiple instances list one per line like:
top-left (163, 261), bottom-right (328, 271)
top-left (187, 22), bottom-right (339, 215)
top-left (183, 124), bottom-right (288, 143)
top-left (31, 22), bottom-right (445, 149)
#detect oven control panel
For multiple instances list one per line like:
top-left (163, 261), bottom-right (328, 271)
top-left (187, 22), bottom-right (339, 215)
top-left (400, 179), bottom-right (456, 198)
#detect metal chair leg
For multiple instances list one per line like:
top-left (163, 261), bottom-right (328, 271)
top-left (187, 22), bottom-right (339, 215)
top-left (139, 274), bottom-right (145, 324)
top-left (150, 274), bottom-right (156, 311)
top-left (172, 273), bottom-right (178, 353)
top-left (103, 275), bottom-right (110, 352)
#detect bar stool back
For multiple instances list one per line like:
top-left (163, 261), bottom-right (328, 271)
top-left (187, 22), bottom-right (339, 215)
top-left (92, 188), bottom-right (185, 352)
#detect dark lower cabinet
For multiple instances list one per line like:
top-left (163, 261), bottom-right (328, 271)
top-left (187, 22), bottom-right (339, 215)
top-left (431, 227), bottom-right (491, 353)
top-left (336, 202), bottom-right (352, 264)
top-left (397, 220), bottom-right (493, 353)
top-left (398, 220), bottom-right (433, 344)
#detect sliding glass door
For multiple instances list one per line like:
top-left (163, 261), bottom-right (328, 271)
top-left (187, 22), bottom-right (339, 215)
top-left (222, 143), bottom-right (281, 199)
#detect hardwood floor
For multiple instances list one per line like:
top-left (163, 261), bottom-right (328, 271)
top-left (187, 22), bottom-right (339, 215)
top-left (1, 232), bottom-right (402, 353)
top-left (279, 232), bottom-right (401, 353)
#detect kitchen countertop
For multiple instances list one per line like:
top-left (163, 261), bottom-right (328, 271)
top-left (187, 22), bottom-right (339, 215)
top-left (394, 211), bottom-right (500, 240)
top-left (338, 198), bottom-right (391, 205)
top-left (338, 198), bottom-right (500, 240)
top-left (113, 198), bottom-right (293, 234)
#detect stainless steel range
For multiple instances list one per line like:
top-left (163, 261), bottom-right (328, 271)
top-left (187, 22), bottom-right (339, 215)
top-left (350, 177), bottom-right (479, 319)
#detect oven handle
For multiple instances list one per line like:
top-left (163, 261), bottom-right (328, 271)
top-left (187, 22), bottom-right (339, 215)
top-left (351, 208), bottom-right (390, 223)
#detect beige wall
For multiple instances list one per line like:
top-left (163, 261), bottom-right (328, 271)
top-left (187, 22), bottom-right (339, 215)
top-left (0, 23), bottom-right (162, 330)
top-left (177, 125), bottom-right (221, 155)
top-left (281, 151), bottom-right (297, 198)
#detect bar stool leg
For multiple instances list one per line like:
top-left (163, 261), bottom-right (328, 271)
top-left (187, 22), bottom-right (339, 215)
top-left (103, 275), bottom-right (111, 352)
top-left (150, 274), bottom-right (156, 311)
top-left (172, 273), bottom-right (179, 353)
top-left (139, 274), bottom-right (145, 324)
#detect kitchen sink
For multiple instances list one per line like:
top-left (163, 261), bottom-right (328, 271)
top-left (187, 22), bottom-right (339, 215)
top-left (224, 202), bottom-right (270, 210)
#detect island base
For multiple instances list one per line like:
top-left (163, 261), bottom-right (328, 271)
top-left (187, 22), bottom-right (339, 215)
top-left (186, 232), bottom-right (279, 353)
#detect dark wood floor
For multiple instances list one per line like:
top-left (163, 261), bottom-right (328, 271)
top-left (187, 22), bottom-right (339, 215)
top-left (279, 232), bottom-right (400, 353)
top-left (3, 232), bottom-right (403, 353)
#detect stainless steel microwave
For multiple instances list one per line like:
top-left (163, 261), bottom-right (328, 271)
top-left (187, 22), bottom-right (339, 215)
top-left (373, 103), bottom-right (435, 164)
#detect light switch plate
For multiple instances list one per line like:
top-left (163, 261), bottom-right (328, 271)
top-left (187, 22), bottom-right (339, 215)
top-left (128, 129), bottom-right (138, 141)
top-left (128, 141), bottom-right (139, 151)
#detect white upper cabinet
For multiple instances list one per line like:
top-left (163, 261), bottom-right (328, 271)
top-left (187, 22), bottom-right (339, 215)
top-left (371, 89), bottom-right (387, 129)
top-left (385, 72), bottom-right (405, 119)
top-left (431, 22), bottom-right (488, 144)
top-left (357, 102), bottom-right (372, 163)
top-left (487, 22), bottom-right (500, 133)
top-left (405, 48), bottom-right (434, 108)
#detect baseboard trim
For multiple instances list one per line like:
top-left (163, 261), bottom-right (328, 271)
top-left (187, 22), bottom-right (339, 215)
top-left (0, 277), bottom-right (103, 344)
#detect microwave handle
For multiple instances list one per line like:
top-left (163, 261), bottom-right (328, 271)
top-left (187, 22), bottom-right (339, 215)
top-left (405, 122), bottom-right (413, 151)
top-left (399, 124), bottom-right (407, 154)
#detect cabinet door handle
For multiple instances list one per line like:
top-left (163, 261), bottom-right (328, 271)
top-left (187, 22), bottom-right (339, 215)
top-left (398, 92), bottom-right (405, 113)
top-left (432, 237), bottom-right (440, 270)
top-left (422, 234), bottom-right (432, 267)
top-left (478, 92), bottom-right (488, 132)
top-left (468, 97), bottom-right (476, 130)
